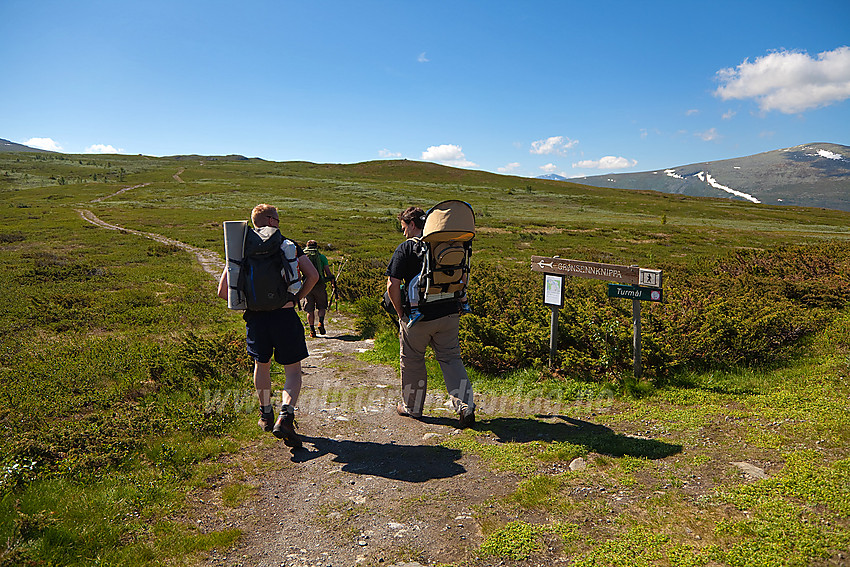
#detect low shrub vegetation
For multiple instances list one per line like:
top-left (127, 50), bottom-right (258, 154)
top-left (1, 152), bottom-right (849, 565)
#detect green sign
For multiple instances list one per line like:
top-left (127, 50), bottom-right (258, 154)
top-left (607, 284), bottom-right (663, 302)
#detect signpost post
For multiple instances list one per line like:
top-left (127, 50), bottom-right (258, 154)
top-left (532, 256), bottom-right (663, 378)
top-left (543, 273), bottom-right (565, 367)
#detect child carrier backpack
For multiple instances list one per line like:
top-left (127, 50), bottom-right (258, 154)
top-left (414, 200), bottom-right (475, 312)
top-left (236, 226), bottom-right (302, 311)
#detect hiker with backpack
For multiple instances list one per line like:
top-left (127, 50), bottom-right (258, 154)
top-left (385, 203), bottom-right (476, 429)
top-left (216, 203), bottom-right (319, 449)
top-left (301, 239), bottom-right (337, 337)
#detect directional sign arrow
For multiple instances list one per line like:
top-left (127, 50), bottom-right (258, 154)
top-left (531, 256), bottom-right (646, 285)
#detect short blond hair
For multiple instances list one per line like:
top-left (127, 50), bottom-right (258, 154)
top-left (251, 204), bottom-right (277, 227)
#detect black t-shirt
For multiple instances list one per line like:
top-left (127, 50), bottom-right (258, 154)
top-left (385, 238), bottom-right (421, 285)
top-left (385, 238), bottom-right (459, 321)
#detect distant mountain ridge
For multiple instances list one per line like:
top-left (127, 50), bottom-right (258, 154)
top-left (567, 143), bottom-right (850, 212)
top-left (0, 138), bottom-right (55, 153)
top-left (5, 135), bottom-right (848, 211)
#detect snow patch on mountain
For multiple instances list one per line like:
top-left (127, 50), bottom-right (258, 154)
top-left (695, 171), bottom-right (760, 203)
top-left (817, 149), bottom-right (844, 160)
top-left (664, 169), bottom-right (684, 179)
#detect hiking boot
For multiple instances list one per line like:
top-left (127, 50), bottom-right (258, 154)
top-left (458, 408), bottom-right (475, 429)
top-left (273, 410), bottom-right (302, 449)
top-left (309, 327), bottom-right (317, 338)
top-left (318, 323), bottom-right (326, 335)
top-left (396, 402), bottom-right (422, 419)
top-left (258, 408), bottom-right (275, 433)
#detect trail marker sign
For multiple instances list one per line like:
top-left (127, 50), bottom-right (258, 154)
top-left (532, 256), bottom-right (664, 376)
top-left (607, 284), bottom-right (663, 303)
top-left (531, 256), bottom-right (639, 284)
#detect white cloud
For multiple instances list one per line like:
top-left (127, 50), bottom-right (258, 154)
top-left (686, 109), bottom-right (700, 116)
top-left (722, 109), bottom-right (736, 120)
top-left (418, 52), bottom-right (429, 63)
top-left (530, 135), bottom-right (578, 156)
top-left (25, 137), bottom-right (62, 151)
top-left (695, 128), bottom-right (720, 142)
top-left (421, 144), bottom-right (476, 167)
top-left (85, 144), bottom-right (123, 154)
top-left (540, 163), bottom-right (559, 173)
top-left (498, 162), bottom-right (521, 173)
top-left (714, 46), bottom-right (850, 113)
top-left (378, 148), bottom-right (401, 158)
top-left (572, 156), bottom-right (637, 170)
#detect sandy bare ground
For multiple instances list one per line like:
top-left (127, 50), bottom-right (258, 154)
top-left (192, 315), bottom-right (516, 567)
top-left (90, 182), bottom-right (152, 203)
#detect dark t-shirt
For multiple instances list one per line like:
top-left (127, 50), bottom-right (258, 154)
top-left (386, 238), bottom-right (458, 321)
top-left (385, 239), bottom-right (421, 285)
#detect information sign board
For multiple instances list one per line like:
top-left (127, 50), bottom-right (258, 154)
top-left (543, 274), bottom-right (564, 307)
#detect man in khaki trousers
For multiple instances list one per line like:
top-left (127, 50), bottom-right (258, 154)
top-left (385, 206), bottom-right (475, 428)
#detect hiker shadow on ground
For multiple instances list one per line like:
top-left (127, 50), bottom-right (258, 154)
top-left (323, 333), bottom-right (362, 342)
top-left (292, 435), bottom-right (466, 482)
top-left (480, 415), bottom-right (682, 460)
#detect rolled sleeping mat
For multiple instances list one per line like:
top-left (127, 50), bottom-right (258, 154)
top-left (223, 220), bottom-right (248, 310)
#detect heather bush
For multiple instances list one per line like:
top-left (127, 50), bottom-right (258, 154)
top-left (451, 245), bottom-right (846, 381)
top-left (334, 256), bottom-right (387, 302)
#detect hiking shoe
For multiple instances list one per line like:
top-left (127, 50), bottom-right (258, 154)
top-left (318, 324), bottom-right (326, 335)
top-left (459, 409), bottom-right (475, 429)
top-left (309, 327), bottom-right (317, 338)
top-left (273, 411), bottom-right (302, 448)
top-left (396, 402), bottom-right (422, 419)
top-left (258, 409), bottom-right (275, 433)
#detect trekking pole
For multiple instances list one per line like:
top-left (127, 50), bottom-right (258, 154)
top-left (332, 257), bottom-right (348, 311)
top-left (330, 280), bottom-right (339, 311)
top-left (335, 257), bottom-right (348, 282)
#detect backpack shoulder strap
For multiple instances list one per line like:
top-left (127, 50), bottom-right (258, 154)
top-left (406, 236), bottom-right (426, 258)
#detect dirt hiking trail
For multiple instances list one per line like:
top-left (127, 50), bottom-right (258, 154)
top-left (194, 312), bottom-right (519, 567)
top-left (76, 205), bottom-right (521, 566)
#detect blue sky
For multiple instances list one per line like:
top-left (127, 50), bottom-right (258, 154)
top-left (2, 0), bottom-right (849, 178)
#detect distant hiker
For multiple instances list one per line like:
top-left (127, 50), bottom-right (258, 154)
top-left (301, 239), bottom-right (337, 337)
top-left (385, 205), bottom-right (476, 428)
top-left (217, 203), bottom-right (319, 449)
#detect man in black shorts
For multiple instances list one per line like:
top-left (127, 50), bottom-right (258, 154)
top-left (217, 204), bottom-right (319, 448)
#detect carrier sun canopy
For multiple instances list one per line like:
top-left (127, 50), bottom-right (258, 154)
top-left (422, 200), bottom-right (476, 243)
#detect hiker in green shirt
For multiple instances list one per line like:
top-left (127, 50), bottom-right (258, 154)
top-left (301, 239), bottom-right (336, 337)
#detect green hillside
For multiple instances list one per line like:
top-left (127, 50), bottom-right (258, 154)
top-left (3, 152), bottom-right (848, 264)
top-left (1, 151), bottom-right (849, 566)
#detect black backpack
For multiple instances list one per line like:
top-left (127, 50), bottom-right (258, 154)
top-left (237, 226), bottom-right (301, 311)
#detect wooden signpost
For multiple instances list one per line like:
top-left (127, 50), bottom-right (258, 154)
top-left (531, 256), bottom-right (663, 377)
